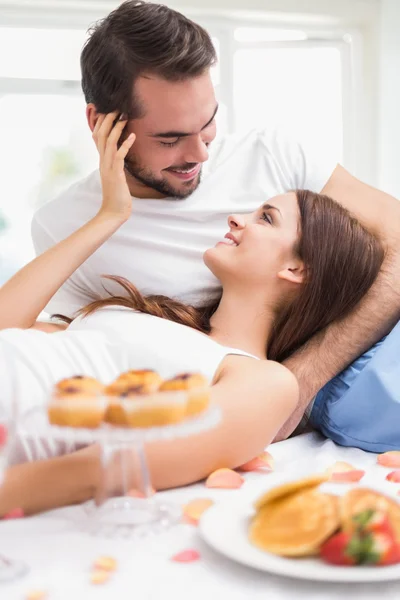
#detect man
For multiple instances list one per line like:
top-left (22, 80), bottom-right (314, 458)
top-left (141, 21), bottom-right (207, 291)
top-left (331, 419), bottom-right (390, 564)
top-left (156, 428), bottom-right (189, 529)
top-left (32, 1), bottom-right (400, 439)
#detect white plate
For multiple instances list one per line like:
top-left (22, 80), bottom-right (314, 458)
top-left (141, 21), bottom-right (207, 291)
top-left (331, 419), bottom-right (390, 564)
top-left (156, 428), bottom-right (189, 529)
top-left (199, 501), bottom-right (400, 582)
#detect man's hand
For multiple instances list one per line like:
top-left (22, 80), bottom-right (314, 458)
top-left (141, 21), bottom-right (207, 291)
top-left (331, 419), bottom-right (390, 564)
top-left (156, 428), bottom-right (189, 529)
top-left (275, 165), bottom-right (400, 441)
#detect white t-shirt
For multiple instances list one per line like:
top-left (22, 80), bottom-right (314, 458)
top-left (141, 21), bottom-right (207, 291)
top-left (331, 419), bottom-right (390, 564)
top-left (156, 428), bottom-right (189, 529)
top-left (32, 128), bottom-right (336, 316)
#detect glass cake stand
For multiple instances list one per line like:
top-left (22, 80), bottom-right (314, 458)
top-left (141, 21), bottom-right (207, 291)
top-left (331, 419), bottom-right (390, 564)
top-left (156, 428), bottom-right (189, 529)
top-left (19, 405), bottom-right (221, 537)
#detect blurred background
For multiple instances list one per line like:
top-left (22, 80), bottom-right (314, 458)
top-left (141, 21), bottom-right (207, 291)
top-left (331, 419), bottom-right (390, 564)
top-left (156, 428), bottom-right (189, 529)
top-left (0, 0), bottom-right (398, 282)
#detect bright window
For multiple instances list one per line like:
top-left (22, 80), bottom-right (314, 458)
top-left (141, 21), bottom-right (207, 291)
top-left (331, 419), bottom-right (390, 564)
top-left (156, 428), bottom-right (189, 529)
top-left (233, 45), bottom-right (343, 165)
top-left (0, 28), bottom-right (87, 80)
top-left (0, 94), bottom-right (96, 283)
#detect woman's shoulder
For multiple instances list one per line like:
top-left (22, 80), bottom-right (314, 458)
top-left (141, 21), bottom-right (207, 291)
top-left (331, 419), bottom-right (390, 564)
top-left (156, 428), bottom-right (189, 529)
top-left (219, 354), bottom-right (299, 396)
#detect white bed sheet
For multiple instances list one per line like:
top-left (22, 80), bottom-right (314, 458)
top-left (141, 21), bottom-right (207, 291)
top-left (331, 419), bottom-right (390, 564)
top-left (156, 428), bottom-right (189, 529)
top-left (2, 431), bottom-right (400, 600)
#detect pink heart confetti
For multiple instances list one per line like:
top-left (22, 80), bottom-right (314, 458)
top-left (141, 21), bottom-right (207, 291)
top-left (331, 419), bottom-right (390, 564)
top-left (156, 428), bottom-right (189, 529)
top-left (171, 549), bottom-right (200, 563)
top-left (0, 424), bottom-right (8, 448)
top-left (3, 507), bottom-right (24, 520)
top-left (25, 592), bottom-right (47, 600)
top-left (205, 468), bottom-right (244, 489)
top-left (238, 451), bottom-right (274, 472)
top-left (378, 451), bottom-right (400, 468)
top-left (93, 556), bottom-right (117, 572)
top-left (182, 498), bottom-right (214, 525)
top-left (90, 570), bottom-right (111, 585)
top-left (127, 486), bottom-right (155, 498)
top-left (386, 470), bottom-right (400, 483)
top-left (325, 461), bottom-right (365, 482)
top-left (329, 469), bottom-right (365, 483)
top-left (325, 461), bottom-right (355, 475)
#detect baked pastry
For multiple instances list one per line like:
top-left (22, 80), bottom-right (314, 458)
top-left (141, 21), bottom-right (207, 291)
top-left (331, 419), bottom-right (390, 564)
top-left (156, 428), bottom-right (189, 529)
top-left (55, 375), bottom-right (104, 396)
top-left (50, 370), bottom-right (209, 430)
top-left (106, 369), bottom-right (163, 395)
top-left (249, 488), bottom-right (339, 557)
top-left (117, 384), bottom-right (187, 428)
top-left (254, 474), bottom-right (328, 511)
top-left (159, 373), bottom-right (209, 417)
top-left (48, 375), bottom-right (106, 428)
top-left (104, 370), bottom-right (163, 425)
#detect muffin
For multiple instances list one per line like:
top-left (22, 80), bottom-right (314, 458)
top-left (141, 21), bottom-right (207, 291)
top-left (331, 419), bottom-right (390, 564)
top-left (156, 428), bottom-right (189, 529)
top-left (105, 369), bottom-right (163, 396)
top-left (159, 373), bottom-right (209, 417)
top-left (55, 375), bottom-right (104, 396)
top-left (48, 375), bottom-right (106, 428)
top-left (104, 370), bottom-right (163, 426)
top-left (122, 385), bottom-right (187, 428)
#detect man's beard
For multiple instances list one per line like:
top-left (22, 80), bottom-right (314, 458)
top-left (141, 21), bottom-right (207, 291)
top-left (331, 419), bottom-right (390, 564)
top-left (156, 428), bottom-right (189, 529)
top-left (124, 155), bottom-right (201, 199)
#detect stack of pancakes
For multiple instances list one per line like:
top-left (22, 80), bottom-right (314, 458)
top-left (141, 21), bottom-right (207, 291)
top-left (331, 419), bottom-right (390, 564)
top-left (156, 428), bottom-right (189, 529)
top-left (249, 475), bottom-right (400, 557)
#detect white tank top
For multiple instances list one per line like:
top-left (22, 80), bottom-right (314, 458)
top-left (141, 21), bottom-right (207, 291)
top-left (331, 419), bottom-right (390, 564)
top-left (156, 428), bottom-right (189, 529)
top-left (0, 307), bottom-right (258, 463)
top-left (68, 306), bottom-right (258, 381)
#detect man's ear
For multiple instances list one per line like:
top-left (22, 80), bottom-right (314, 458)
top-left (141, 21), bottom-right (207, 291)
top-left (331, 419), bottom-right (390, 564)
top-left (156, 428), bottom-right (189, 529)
top-left (277, 263), bottom-right (305, 285)
top-left (86, 103), bottom-right (99, 132)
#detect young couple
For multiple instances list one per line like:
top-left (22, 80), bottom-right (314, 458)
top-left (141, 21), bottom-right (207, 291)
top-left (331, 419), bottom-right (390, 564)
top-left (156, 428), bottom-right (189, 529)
top-left (0, 1), bottom-right (399, 515)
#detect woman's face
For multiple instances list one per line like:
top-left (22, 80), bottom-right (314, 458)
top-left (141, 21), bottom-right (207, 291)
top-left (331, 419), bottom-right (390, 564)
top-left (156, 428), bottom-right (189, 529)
top-left (204, 192), bottom-right (304, 290)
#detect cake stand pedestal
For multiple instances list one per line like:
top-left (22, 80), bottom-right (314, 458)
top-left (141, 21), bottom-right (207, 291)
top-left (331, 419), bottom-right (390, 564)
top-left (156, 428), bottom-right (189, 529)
top-left (20, 406), bottom-right (221, 537)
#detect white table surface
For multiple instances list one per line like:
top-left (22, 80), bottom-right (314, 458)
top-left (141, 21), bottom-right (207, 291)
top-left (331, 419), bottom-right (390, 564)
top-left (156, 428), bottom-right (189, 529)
top-left (2, 431), bottom-right (400, 600)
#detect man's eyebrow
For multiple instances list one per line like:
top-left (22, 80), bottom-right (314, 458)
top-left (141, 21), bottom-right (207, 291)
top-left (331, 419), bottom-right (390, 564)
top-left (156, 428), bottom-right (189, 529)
top-left (261, 203), bottom-right (282, 217)
top-left (151, 104), bottom-right (219, 138)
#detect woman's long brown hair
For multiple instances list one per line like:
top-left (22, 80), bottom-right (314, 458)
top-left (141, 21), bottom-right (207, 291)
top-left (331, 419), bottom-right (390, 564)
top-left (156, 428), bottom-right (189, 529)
top-left (55, 190), bottom-right (384, 363)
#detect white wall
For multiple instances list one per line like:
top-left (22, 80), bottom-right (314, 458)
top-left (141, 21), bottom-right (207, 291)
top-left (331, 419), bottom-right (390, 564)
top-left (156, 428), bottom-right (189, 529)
top-left (378, 0), bottom-right (400, 198)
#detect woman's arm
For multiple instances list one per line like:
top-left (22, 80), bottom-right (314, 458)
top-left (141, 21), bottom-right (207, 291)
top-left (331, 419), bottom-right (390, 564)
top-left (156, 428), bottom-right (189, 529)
top-left (0, 446), bottom-right (101, 516)
top-left (145, 357), bottom-right (298, 489)
top-left (0, 113), bottom-right (135, 331)
top-left (0, 357), bottom-right (298, 515)
top-left (30, 321), bottom-right (68, 333)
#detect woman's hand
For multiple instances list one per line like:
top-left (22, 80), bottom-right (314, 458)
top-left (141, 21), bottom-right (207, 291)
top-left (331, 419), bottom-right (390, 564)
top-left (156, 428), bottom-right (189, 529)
top-left (93, 111), bottom-right (135, 224)
top-left (0, 112), bottom-right (136, 331)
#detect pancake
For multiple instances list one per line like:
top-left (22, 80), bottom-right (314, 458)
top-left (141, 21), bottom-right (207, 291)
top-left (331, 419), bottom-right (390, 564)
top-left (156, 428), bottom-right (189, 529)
top-left (250, 488), bottom-right (339, 557)
top-left (254, 474), bottom-right (328, 511)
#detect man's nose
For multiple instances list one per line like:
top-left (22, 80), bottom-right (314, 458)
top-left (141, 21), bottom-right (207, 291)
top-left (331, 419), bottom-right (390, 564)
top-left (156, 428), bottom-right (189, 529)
top-left (184, 136), bottom-right (209, 164)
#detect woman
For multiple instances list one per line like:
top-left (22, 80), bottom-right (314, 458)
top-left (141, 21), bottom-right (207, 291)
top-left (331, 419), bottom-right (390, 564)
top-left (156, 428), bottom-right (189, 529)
top-left (0, 113), bottom-right (383, 515)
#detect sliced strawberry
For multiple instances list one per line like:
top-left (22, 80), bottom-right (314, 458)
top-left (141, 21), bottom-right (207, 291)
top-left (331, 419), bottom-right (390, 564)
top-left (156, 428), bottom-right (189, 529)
top-left (321, 528), bottom-right (400, 566)
top-left (375, 537), bottom-right (400, 566)
top-left (352, 509), bottom-right (394, 537)
top-left (361, 531), bottom-right (400, 565)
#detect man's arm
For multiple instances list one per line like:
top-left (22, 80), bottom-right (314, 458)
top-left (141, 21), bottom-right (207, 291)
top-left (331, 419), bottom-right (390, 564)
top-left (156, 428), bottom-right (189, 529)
top-left (276, 165), bottom-right (400, 441)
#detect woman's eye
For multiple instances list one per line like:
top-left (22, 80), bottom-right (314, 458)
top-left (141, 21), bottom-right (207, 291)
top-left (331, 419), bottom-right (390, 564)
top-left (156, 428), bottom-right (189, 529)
top-left (261, 212), bottom-right (273, 224)
top-left (160, 139), bottom-right (179, 148)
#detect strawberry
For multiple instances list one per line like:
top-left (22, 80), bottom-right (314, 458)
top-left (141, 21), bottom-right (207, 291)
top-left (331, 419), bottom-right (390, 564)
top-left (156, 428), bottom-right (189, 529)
top-left (352, 509), bottom-right (394, 537)
top-left (320, 532), bottom-right (358, 565)
top-left (321, 517), bottom-right (400, 566)
top-left (368, 532), bottom-right (400, 566)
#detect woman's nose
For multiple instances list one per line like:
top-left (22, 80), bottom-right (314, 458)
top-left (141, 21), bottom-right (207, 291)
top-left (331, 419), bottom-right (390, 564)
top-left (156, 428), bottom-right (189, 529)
top-left (228, 213), bottom-right (246, 229)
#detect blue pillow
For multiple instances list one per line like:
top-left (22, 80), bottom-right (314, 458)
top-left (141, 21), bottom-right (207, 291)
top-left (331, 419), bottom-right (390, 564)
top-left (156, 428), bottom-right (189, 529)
top-left (309, 320), bottom-right (400, 452)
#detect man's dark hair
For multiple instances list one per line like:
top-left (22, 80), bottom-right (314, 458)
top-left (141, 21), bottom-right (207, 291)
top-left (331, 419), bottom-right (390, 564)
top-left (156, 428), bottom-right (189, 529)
top-left (81, 1), bottom-right (217, 118)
